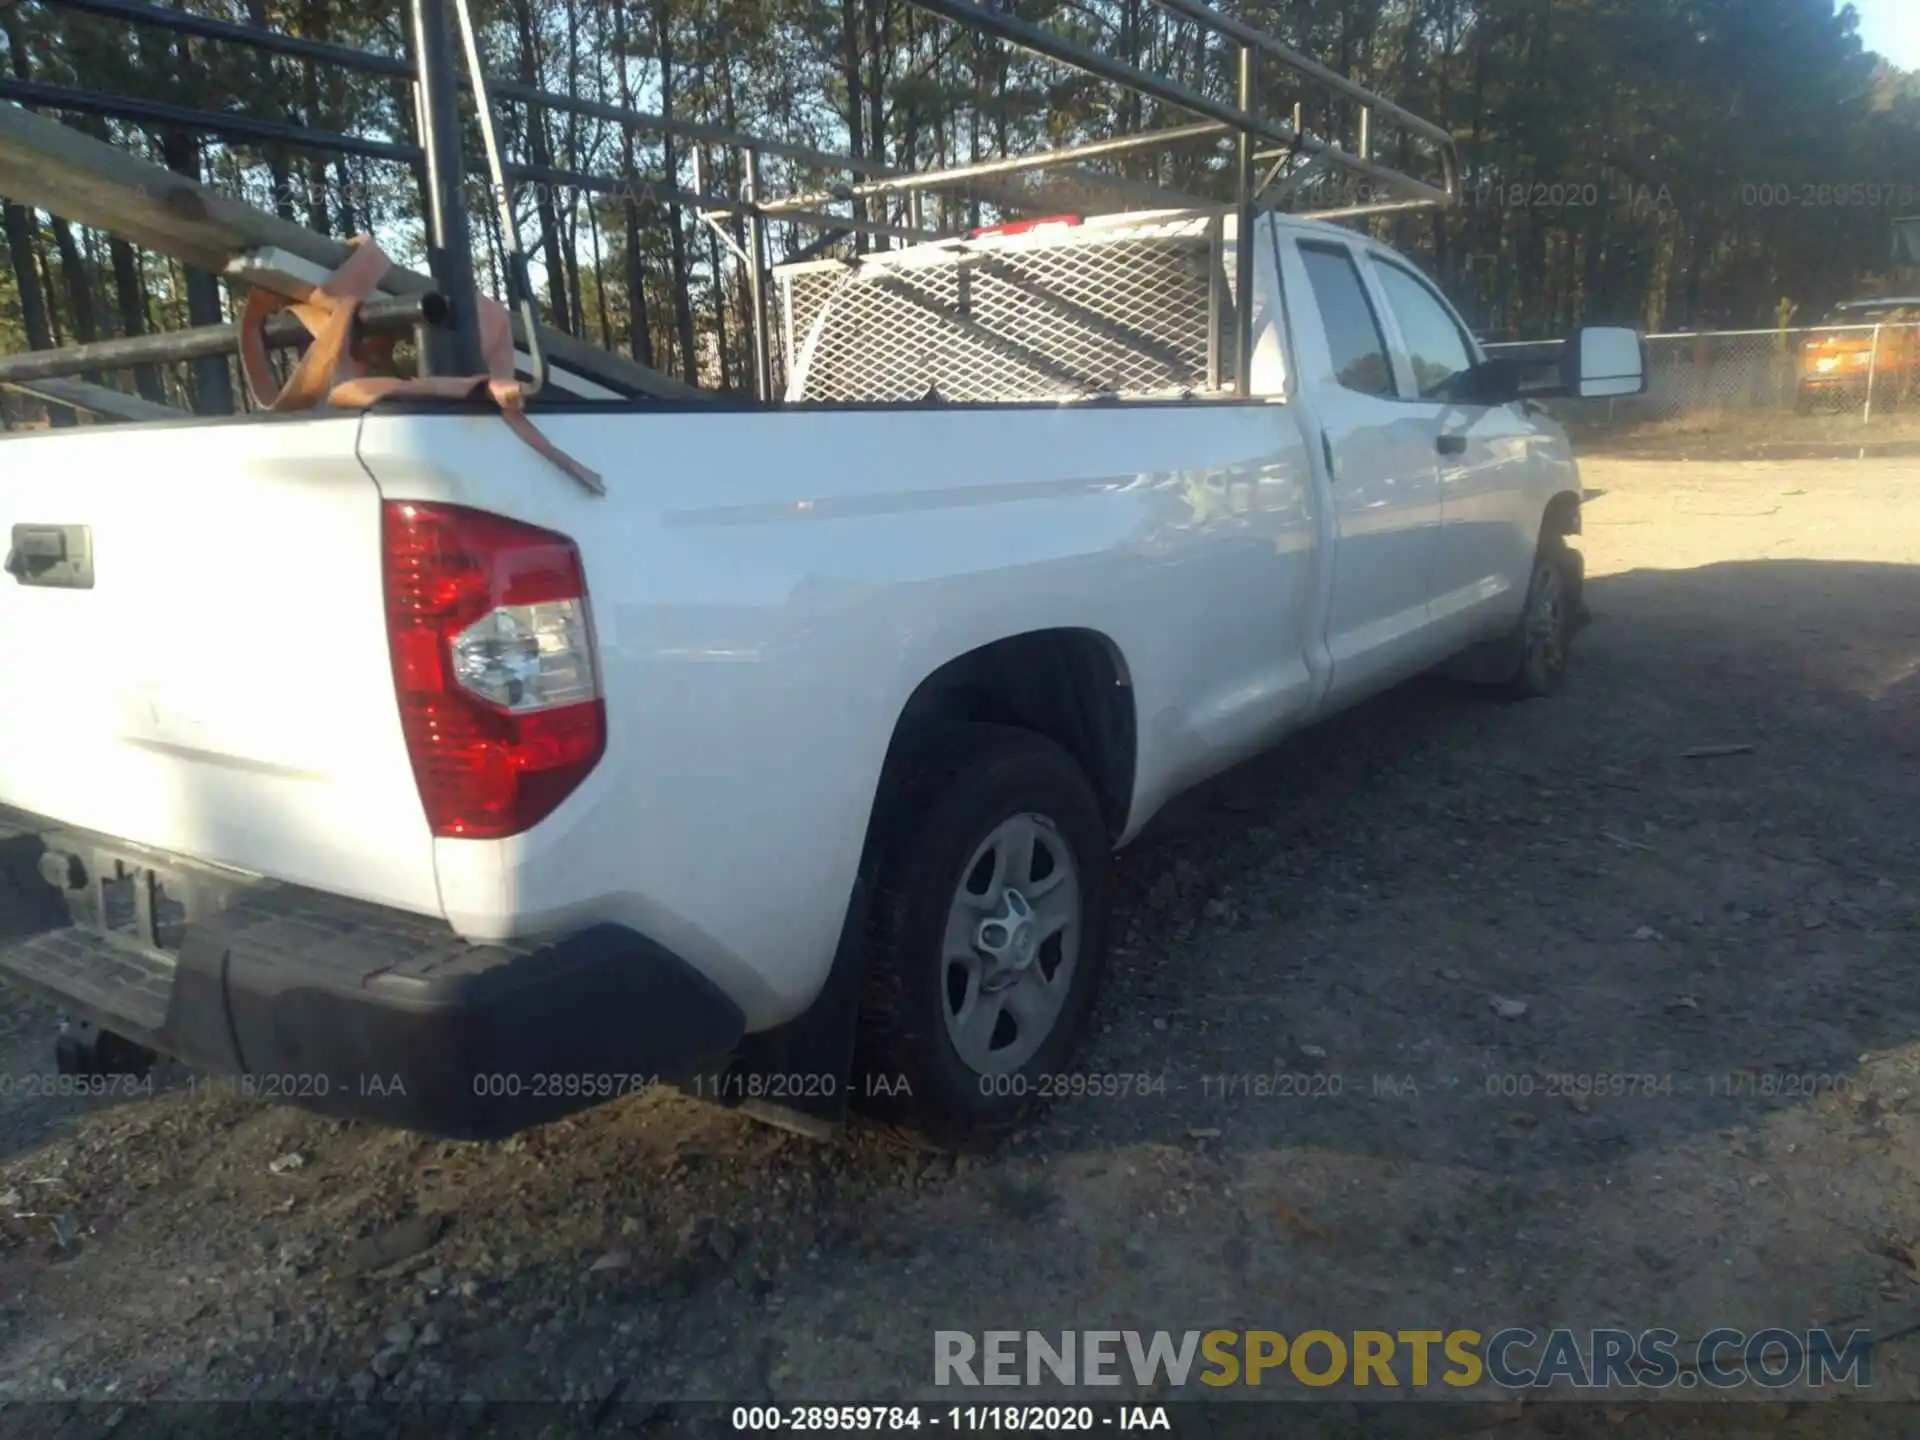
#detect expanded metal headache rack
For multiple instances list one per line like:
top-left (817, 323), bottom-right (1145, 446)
top-left (779, 211), bottom-right (1233, 404)
top-left (0, 0), bottom-right (1458, 416)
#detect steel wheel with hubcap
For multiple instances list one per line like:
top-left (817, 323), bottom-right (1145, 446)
top-left (941, 813), bottom-right (1082, 1075)
top-left (857, 724), bottom-right (1111, 1143)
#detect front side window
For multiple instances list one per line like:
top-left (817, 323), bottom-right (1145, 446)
top-left (1299, 243), bottom-right (1396, 398)
top-left (1373, 261), bottom-right (1476, 401)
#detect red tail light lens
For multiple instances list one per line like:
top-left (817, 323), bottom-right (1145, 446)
top-left (382, 501), bottom-right (606, 839)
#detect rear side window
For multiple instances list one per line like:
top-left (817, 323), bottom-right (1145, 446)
top-left (1299, 243), bottom-right (1395, 398)
top-left (1373, 261), bottom-right (1475, 400)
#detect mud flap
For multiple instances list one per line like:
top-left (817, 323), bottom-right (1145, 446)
top-left (682, 876), bottom-right (872, 1139)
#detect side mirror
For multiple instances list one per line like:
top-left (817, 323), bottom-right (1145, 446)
top-left (1561, 326), bottom-right (1647, 398)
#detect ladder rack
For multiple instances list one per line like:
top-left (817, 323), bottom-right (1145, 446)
top-left (0, 0), bottom-right (1457, 416)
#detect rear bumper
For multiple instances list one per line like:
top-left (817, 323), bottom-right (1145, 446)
top-left (0, 807), bottom-right (744, 1138)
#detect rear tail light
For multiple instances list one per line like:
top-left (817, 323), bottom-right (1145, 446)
top-left (382, 502), bottom-right (606, 839)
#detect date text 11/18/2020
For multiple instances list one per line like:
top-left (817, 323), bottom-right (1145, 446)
top-left (730, 1405), bottom-right (1173, 1433)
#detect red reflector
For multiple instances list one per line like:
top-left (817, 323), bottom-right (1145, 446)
top-left (382, 502), bottom-right (606, 840)
top-left (969, 213), bottom-right (1084, 240)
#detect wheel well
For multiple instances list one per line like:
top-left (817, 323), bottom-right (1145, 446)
top-left (1542, 489), bottom-right (1585, 614)
top-left (884, 630), bottom-right (1137, 841)
top-left (1544, 489), bottom-right (1582, 539)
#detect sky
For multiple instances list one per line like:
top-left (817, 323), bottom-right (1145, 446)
top-left (1849, 0), bottom-right (1920, 69)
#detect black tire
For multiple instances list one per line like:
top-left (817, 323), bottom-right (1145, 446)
top-left (1499, 533), bottom-right (1579, 699)
top-left (855, 723), bottom-right (1112, 1146)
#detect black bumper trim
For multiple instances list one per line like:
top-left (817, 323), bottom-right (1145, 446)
top-left (0, 813), bottom-right (745, 1138)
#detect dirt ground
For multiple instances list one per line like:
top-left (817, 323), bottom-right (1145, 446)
top-left (1565, 406), bottom-right (1920, 462)
top-left (2, 452), bottom-right (1918, 1438)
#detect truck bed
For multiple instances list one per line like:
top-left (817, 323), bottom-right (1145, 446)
top-left (3, 389), bottom-right (1313, 1032)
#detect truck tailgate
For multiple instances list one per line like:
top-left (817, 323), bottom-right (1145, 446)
top-left (0, 419), bottom-right (440, 916)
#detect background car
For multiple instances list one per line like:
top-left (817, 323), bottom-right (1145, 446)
top-left (1798, 297), bottom-right (1920, 410)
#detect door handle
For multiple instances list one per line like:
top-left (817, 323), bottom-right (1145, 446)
top-left (1436, 434), bottom-right (1467, 457)
top-left (1321, 431), bottom-right (1337, 481)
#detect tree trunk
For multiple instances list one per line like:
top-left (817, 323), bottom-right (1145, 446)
top-left (35, 239), bottom-right (64, 346)
top-left (864, 0), bottom-right (887, 246)
top-left (841, 0), bottom-right (867, 252)
top-left (1682, 204), bottom-right (1712, 329)
top-left (656, 2), bottom-right (698, 381)
top-left (513, 0), bottom-right (575, 334)
top-left (3, 205), bottom-right (70, 426)
top-left (333, 155), bottom-right (358, 237)
top-left (241, 0), bottom-right (298, 221)
top-left (719, 54), bottom-right (756, 371)
top-left (706, 211), bottom-right (731, 392)
top-left (157, 129), bottom-right (235, 415)
top-left (48, 219), bottom-right (100, 345)
top-left (561, 0), bottom-right (586, 333)
top-left (109, 237), bottom-right (167, 403)
top-left (587, 197), bottom-right (612, 351)
top-left (1, 0), bottom-right (70, 423)
top-left (562, 191), bottom-right (584, 340)
top-left (302, 148), bottom-right (328, 235)
top-left (1121, 0), bottom-right (1143, 136)
top-left (994, 53), bottom-right (1010, 159)
top-left (967, 57), bottom-right (981, 231)
top-left (611, 0), bottom-right (655, 367)
top-left (622, 199), bottom-right (656, 367)
top-left (1581, 202), bottom-right (1608, 320)
top-left (479, 188), bottom-right (505, 297)
top-left (1425, 0), bottom-right (1455, 285)
top-left (49, 217), bottom-right (104, 385)
top-left (2, 206), bottom-right (55, 352)
top-left (296, 2), bottom-right (331, 233)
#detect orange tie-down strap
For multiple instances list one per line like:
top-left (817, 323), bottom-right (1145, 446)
top-left (236, 237), bottom-right (604, 495)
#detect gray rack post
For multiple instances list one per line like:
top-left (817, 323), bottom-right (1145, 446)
top-left (410, 0), bottom-right (484, 376)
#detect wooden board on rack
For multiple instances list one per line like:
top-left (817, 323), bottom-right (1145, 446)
top-left (0, 102), bottom-right (708, 403)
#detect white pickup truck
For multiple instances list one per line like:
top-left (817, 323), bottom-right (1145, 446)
top-left (0, 209), bottom-right (1644, 1142)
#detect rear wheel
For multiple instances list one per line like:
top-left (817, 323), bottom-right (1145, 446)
top-left (855, 724), bottom-right (1111, 1145)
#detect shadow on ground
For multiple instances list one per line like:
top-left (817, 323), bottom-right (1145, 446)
top-left (1, 559), bottom-right (1917, 1416)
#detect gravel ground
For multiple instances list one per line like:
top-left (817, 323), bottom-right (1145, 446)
top-left (1, 453), bottom-right (1918, 1438)
top-left (1563, 406), bottom-right (1920, 462)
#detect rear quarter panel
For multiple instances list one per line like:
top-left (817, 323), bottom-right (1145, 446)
top-left (357, 401), bottom-right (1317, 1027)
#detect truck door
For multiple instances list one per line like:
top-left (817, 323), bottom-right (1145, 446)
top-left (1283, 235), bottom-right (1444, 704)
top-left (1362, 254), bottom-right (1537, 649)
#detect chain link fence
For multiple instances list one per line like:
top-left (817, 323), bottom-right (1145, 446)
top-left (1485, 323), bottom-right (1920, 427)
